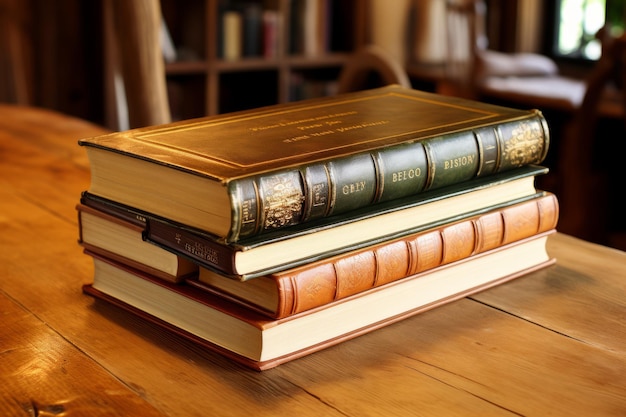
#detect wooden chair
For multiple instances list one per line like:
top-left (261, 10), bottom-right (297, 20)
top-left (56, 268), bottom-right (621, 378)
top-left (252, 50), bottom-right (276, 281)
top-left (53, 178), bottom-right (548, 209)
top-left (104, 0), bottom-right (171, 130)
top-left (336, 45), bottom-right (412, 94)
top-left (0, 0), bottom-right (33, 105)
top-left (443, 0), bottom-right (585, 112)
top-left (0, 0), bottom-right (170, 131)
top-left (444, 0), bottom-right (626, 246)
top-left (556, 31), bottom-right (626, 244)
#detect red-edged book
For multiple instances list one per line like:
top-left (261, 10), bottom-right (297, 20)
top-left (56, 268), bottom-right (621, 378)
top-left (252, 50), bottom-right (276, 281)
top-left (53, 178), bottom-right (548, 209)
top-left (82, 230), bottom-right (555, 371)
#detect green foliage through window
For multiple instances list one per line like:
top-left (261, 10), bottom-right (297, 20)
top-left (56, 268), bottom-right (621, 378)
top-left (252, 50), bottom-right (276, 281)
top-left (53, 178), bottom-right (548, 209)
top-left (556, 0), bottom-right (607, 59)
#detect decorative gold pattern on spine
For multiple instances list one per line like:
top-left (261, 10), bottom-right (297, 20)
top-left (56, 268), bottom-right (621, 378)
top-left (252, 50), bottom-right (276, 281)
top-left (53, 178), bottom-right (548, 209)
top-left (502, 121), bottom-right (546, 166)
top-left (261, 174), bottom-right (305, 231)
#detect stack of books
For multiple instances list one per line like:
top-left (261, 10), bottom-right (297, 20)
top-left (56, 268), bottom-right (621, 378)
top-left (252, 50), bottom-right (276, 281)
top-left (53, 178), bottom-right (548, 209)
top-left (76, 85), bottom-right (558, 371)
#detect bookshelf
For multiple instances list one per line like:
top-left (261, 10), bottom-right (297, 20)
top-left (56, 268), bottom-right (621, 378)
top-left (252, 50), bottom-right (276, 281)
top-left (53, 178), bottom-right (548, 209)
top-left (160, 0), bottom-right (367, 120)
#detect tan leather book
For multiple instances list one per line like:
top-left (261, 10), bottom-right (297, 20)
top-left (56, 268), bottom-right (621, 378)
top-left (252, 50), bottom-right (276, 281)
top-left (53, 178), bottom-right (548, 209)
top-left (192, 192), bottom-right (559, 318)
top-left (82, 230), bottom-right (555, 371)
top-left (78, 85), bottom-right (550, 243)
top-left (222, 10), bottom-right (242, 60)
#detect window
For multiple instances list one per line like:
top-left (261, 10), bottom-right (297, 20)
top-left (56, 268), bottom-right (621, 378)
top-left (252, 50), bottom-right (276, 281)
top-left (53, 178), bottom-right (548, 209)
top-left (554, 0), bottom-right (607, 60)
top-left (553, 0), bottom-right (625, 61)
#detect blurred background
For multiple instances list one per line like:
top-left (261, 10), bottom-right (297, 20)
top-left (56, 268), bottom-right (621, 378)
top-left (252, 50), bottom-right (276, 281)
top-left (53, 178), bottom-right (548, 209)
top-left (1, 0), bottom-right (624, 250)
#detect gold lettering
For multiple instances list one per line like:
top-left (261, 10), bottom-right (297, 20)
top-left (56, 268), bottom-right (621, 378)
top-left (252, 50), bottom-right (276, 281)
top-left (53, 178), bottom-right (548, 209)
top-left (392, 168), bottom-right (422, 182)
top-left (312, 184), bottom-right (327, 207)
top-left (183, 242), bottom-right (219, 265)
top-left (342, 181), bottom-right (367, 195)
top-left (310, 130), bottom-right (334, 137)
top-left (241, 199), bottom-right (255, 223)
top-left (284, 135), bottom-right (310, 143)
top-left (250, 111), bottom-right (358, 132)
top-left (297, 123), bottom-right (324, 131)
top-left (336, 120), bottom-right (390, 132)
top-left (443, 154), bottom-right (475, 169)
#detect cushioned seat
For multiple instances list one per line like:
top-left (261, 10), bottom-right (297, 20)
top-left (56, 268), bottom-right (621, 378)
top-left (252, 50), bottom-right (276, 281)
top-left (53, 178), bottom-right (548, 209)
top-left (444, 0), bottom-right (586, 112)
top-left (480, 75), bottom-right (586, 111)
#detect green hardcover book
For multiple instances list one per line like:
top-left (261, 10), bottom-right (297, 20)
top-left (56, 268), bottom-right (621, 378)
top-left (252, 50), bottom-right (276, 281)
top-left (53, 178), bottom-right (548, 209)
top-left (81, 165), bottom-right (547, 280)
top-left (78, 85), bottom-right (549, 244)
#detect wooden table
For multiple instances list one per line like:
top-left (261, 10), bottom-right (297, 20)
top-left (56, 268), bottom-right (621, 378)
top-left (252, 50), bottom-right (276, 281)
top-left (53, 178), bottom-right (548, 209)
top-left (1, 104), bottom-right (625, 416)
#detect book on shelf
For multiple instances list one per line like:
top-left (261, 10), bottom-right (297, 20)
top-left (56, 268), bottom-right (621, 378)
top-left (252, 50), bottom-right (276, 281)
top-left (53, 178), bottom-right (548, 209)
top-left (222, 10), bottom-right (243, 60)
top-left (76, 203), bottom-right (197, 283)
top-left (288, 0), bottom-right (305, 54)
top-left (82, 231), bottom-right (556, 371)
top-left (262, 9), bottom-right (280, 59)
top-left (242, 2), bottom-right (263, 57)
top-left (302, 0), bottom-right (326, 56)
top-left (78, 85), bottom-right (550, 244)
top-left (219, 2), bottom-right (281, 60)
top-left (289, 0), bottom-right (333, 56)
top-left (80, 164), bottom-right (547, 279)
top-left (190, 192), bottom-right (559, 319)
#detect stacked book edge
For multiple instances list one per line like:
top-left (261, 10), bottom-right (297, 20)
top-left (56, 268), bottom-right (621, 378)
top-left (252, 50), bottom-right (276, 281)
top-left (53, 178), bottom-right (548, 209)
top-left (75, 85), bottom-right (558, 370)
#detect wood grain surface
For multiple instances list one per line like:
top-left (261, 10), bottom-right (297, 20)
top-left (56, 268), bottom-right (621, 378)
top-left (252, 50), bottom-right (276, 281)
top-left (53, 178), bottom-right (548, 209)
top-left (1, 104), bottom-right (624, 416)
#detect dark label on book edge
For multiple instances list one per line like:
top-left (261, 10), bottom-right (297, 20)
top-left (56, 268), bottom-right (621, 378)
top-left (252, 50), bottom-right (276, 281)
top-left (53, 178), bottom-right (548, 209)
top-left (146, 218), bottom-right (237, 275)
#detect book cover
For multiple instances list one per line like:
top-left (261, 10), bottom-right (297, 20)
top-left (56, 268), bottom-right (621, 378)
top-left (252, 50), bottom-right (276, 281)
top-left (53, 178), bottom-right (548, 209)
top-left (81, 164), bottom-right (547, 279)
top-left (191, 192), bottom-right (559, 318)
top-left (78, 85), bottom-right (550, 243)
top-left (82, 231), bottom-right (555, 371)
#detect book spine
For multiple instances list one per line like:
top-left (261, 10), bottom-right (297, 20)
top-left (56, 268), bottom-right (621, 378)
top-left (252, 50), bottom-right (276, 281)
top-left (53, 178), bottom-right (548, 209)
top-left (222, 10), bottom-right (242, 61)
top-left (147, 218), bottom-right (238, 275)
top-left (242, 3), bottom-right (263, 57)
top-left (262, 9), bottom-right (280, 59)
top-left (80, 193), bottom-right (147, 227)
top-left (303, 0), bottom-right (318, 56)
top-left (229, 114), bottom-right (550, 240)
top-left (80, 192), bottom-right (241, 276)
top-left (270, 192), bottom-right (558, 318)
